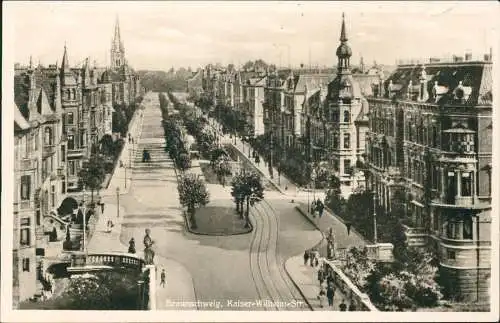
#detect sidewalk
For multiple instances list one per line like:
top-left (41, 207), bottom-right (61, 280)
top-left (285, 255), bottom-right (350, 311)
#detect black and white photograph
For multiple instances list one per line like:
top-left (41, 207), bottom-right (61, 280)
top-left (2, 1), bottom-right (498, 322)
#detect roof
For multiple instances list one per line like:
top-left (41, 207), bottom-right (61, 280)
top-left (383, 61), bottom-right (492, 105)
top-left (295, 74), bottom-right (335, 93)
top-left (352, 74), bottom-right (380, 96)
top-left (14, 105), bottom-right (30, 130)
top-left (355, 97), bottom-right (370, 123)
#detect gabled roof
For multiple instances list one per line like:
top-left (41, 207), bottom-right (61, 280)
top-left (14, 105), bottom-right (30, 130)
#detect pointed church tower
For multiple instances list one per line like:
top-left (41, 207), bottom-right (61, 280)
top-left (111, 15), bottom-right (125, 69)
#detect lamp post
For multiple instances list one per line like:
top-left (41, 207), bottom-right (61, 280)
top-left (82, 189), bottom-right (87, 254)
top-left (311, 167), bottom-right (317, 202)
top-left (116, 187), bottom-right (120, 218)
top-left (373, 191), bottom-right (378, 244)
top-left (124, 161), bottom-right (127, 189)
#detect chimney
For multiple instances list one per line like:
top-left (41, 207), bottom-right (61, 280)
top-left (465, 52), bottom-right (472, 61)
top-left (453, 55), bottom-right (464, 63)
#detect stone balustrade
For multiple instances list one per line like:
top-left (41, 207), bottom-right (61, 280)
top-left (69, 252), bottom-right (145, 273)
top-left (323, 258), bottom-right (379, 312)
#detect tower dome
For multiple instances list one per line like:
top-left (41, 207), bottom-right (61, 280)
top-left (336, 43), bottom-right (352, 59)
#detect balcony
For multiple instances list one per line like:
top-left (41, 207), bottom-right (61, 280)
top-left (67, 148), bottom-right (85, 158)
top-left (431, 197), bottom-right (489, 210)
top-left (43, 145), bottom-right (56, 158)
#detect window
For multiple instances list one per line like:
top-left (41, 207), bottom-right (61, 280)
top-left (68, 161), bottom-right (76, 176)
top-left (44, 127), bottom-right (53, 145)
top-left (463, 216), bottom-right (473, 240)
top-left (461, 172), bottom-right (472, 196)
top-left (67, 135), bottom-right (74, 150)
top-left (20, 228), bottom-right (31, 247)
top-left (20, 175), bottom-right (31, 200)
top-left (343, 110), bottom-right (350, 123)
top-left (447, 250), bottom-right (456, 260)
top-left (67, 112), bottom-right (74, 125)
top-left (61, 145), bottom-right (65, 162)
top-left (51, 185), bottom-right (55, 207)
top-left (343, 133), bottom-right (350, 149)
top-left (344, 159), bottom-right (351, 175)
top-left (61, 181), bottom-right (66, 194)
top-left (22, 258), bottom-right (30, 272)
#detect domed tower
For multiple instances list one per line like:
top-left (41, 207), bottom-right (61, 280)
top-left (111, 16), bottom-right (125, 70)
top-left (336, 13), bottom-right (352, 73)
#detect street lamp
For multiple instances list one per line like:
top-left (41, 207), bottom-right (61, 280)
top-left (373, 191), bottom-right (378, 244)
top-left (311, 167), bottom-right (317, 202)
top-left (116, 187), bottom-right (120, 218)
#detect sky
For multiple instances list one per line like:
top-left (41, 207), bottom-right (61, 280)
top-left (5, 1), bottom-right (499, 71)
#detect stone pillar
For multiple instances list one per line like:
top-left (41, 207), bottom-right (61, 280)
top-left (146, 265), bottom-right (156, 310)
top-left (441, 167), bottom-right (446, 199)
top-left (456, 170), bottom-right (462, 197)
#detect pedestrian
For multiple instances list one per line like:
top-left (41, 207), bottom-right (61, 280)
top-left (311, 200), bottom-right (316, 218)
top-left (106, 219), bottom-right (113, 233)
top-left (317, 267), bottom-right (325, 285)
top-left (100, 202), bottom-right (105, 214)
top-left (327, 285), bottom-right (335, 307)
top-left (309, 251), bottom-right (315, 267)
top-left (303, 250), bottom-right (310, 266)
top-left (346, 221), bottom-right (352, 235)
top-left (317, 287), bottom-right (327, 308)
top-left (339, 299), bottom-right (347, 311)
top-left (160, 269), bottom-right (166, 287)
top-left (313, 249), bottom-right (320, 267)
top-left (316, 199), bottom-right (324, 218)
top-left (348, 302), bottom-right (356, 311)
top-left (128, 238), bottom-right (136, 254)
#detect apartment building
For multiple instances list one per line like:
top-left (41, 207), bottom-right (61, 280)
top-left (366, 53), bottom-right (493, 302)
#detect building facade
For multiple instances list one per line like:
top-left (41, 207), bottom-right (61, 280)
top-left (12, 16), bottom-right (141, 305)
top-left (366, 55), bottom-right (493, 302)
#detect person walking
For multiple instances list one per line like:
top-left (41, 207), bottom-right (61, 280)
top-left (348, 302), bottom-right (356, 311)
top-left (316, 199), bottom-right (324, 218)
top-left (311, 200), bottom-right (316, 218)
top-left (317, 267), bottom-right (325, 285)
top-left (100, 202), bottom-right (105, 214)
top-left (160, 269), bottom-right (166, 287)
top-left (313, 249), bottom-right (320, 267)
top-left (318, 288), bottom-right (327, 308)
top-left (326, 284), bottom-right (335, 307)
top-left (346, 221), bottom-right (352, 235)
top-left (303, 250), bottom-right (310, 266)
top-left (339, 299), bottom-right (347, 311)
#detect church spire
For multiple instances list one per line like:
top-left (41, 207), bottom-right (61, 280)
top-left (340, 12), bottom-right (348, 42)
top-left (114, 15), bottom-right (121, 45)
top-left (61, 43), bottom-right (70, 72)
top-left (111, 15), bottom-right (125, 69)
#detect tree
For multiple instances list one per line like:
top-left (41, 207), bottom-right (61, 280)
top-left (231, 171), bottom-right (264, 228)
top-left (78, 154), bottom-right (106, 204)
top-left (214, 155), bottom-right (232, 186)
top-left (175, 153), bottom-right (192, 172)
top-left (99, 134), bottom-right (114, 156)
top-left (342, 247), bottom-right (376, 290)
top-left (177, 173), bottom-right (210, 229)
top-left (60, 272), bottom-right (139, 310)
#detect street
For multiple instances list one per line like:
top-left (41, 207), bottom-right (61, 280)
top-left (117, 92), bottom-right (322, 310)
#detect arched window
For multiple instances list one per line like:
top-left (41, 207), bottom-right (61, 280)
top-left (66, 89), bottom-right (71, 100)
top-left (44, 127), bottom-right (53, 145)
top-left (343, 110), bottom-right (350, 123)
